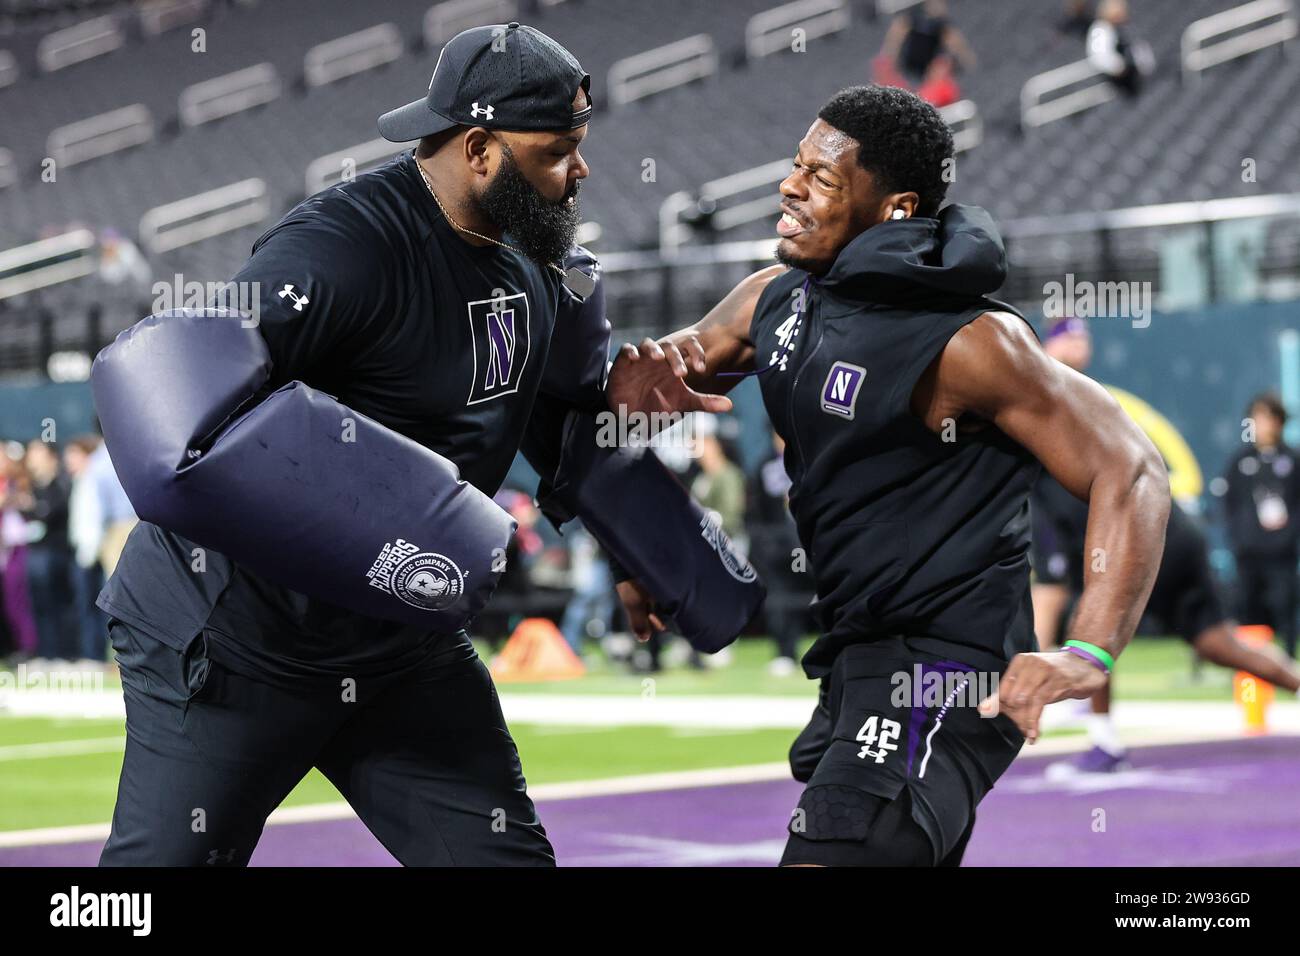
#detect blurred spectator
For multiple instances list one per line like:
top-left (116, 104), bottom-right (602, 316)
top-left (680, 418), bottom-right (747, 670)
top-left (916, 55), bottom-right (961, 109)
top-left (1086, 0), bottom-right (1154, 97)
top-left (876, 0), bottom-right (975, 107)
top-left (484, 489), bottom-right (546, 647)
top-left (1220, 393), bottom-right (1300, 658)
top-left (691, 428), bottom-right (747, 550)
top-left (1, 445), bottom-right (39, 661)
top-left (559, 525), bottom-right (615, 657)
top-left (17, 440), bottom-right (75, 662)
top-left (1056, 0), bottom-right (1094, 42)
top-left (97, 229), bottom-right (152, 291)
top-left (88, 436), bottom-right (137, 578)
top-left (65, 435), bottom-right (110, 665)
top-left (749, 430), bottom-right (806, 677)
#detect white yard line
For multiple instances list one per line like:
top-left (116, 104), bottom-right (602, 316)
top-left (0, 762), bottom-right (794, 848)
top-left (3, 719), bottom-right (1298, 850)
top-left (7, 685), bottom-right (1300, 736)
top-left (0, 737), bottom-right (125, 761)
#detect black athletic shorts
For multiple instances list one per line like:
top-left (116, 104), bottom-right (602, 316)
top-left (100, 618), bottom-right (553, 866)
top-left (1030, 511), bottom-right (1076, 588)
top-left (782, 638), bottom-right (1024, 866)
top-left (1144, 517), bottom-right (1226, 645)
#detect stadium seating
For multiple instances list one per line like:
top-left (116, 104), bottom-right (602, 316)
top-left (2, 0), bottom-right (1298, 372)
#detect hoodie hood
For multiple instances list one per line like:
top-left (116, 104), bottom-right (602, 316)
top-left (817, 203), bottom-right (1008, 305)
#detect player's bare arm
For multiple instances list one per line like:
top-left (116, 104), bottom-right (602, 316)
top-left (914, 311), bottom-right (1171, 741)
top-left (606, 264), bottom-right (784, 416)
top-left (605, 265), bottom-right (781, 639)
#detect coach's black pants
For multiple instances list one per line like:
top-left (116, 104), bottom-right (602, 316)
top-left (100, 619), bottom-right (553, 866)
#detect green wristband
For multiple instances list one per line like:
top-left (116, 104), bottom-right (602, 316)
top-left (1063, 640), bottom-right (1115, 672)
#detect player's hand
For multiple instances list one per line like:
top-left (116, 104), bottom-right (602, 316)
top-left (616, 578), bottom-right (665, 642)
top-left (977, 651), bottom-right (1108, 744)
top-left (607, 335), bottom-right (733, 420)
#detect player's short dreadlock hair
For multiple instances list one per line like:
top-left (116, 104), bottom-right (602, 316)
top-left (817, 85), bottom-right (954, 218)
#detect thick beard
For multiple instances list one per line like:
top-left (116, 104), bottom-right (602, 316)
top-left (475, 145), bottom-right (580, 267)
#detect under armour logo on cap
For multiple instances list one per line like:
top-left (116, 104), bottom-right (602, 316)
top-left (378, 22), bottom-right (591, 141)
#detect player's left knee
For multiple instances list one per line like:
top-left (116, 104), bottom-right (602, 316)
top-left (781, 785), bottom-right (938, 866)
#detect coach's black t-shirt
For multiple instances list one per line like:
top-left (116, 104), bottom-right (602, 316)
top-left (99, 151), bottom-right (566, 684)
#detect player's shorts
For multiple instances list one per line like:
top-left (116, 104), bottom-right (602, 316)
top-left (1029, 510), bottom-right (1080, 589)
top-left (1143, 517), bottom-right (1226, 645)
top-left (782, 637), bottom-right (1024, 867)
top-left (100, 618), bottom-right (553, 866)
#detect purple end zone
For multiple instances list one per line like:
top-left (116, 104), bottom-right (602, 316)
top-left (3, 737), bottom-right (1299, 867)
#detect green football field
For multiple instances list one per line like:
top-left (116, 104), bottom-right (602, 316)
top-left (0, 635), bottom-right (1238, 834)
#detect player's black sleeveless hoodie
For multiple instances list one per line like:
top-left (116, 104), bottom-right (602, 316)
top-left (751, 204), bottom-right (1040, 676)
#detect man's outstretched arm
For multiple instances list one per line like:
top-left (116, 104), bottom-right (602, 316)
top-left (914, 312), bottom-right (1171, 741)
top-left (606, 265), bottom-right (784, 415)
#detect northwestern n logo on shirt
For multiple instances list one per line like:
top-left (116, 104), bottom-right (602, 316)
top-left (466, 292), bottom-right (531, 405)
top-left (821, 361), bottom-right (865, 419)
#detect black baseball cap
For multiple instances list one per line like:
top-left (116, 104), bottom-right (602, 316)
top-left (378, 22), bottom-right (591, 141)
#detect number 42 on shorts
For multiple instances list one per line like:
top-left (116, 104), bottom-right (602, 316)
top-left (856, 715), bottom-right (901, 764)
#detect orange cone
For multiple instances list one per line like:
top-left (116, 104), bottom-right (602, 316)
top-left (490, 618), bottom-right (586, 683)
top-left (1233, 624), bottom-right (1276, 735)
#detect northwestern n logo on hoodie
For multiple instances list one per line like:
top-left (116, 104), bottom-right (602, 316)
top-left (821, 361), bottom-right (866, 419)
top-left (748, 204), bottom-right (1040, 679)
top-left (466, 291), bottom-right (531, 405)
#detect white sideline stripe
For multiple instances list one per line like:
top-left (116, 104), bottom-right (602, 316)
top-left (7, 690), bottom-right (1300, 734)
top-left (0, 762), bottom-right (794, 848)
top-left (0, 822), bottom-right (113, 847)
top-left (0, 737), bottom-right (124, 761)
top-left (3, 724), bottom-right (1299, 850)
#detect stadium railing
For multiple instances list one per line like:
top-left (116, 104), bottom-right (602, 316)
top-left (138, 178), bottom-right (269, 254)
top-left (0, 229), bottom-right (98, 301)
top-left (304, 23), bottom-right (404, 88)
top-left (744, 0), bottom-right (851, 61)
top-left (424, 0), bottom-right (518, 48)
top-left (178, 63), bottom-right (281, 127)
top-left (35, 14), bottom-right (123, 72)
top-left (1182, 0), bottom-right (1297, 83)
top-left (46, 104), bottom-right (153, 168)
top-left (1020, 58), bottom-right (1115, 130)
top-left (608, 34), bottom-right (718, 107)
top-left (0, 49), bottom-right (17, 88)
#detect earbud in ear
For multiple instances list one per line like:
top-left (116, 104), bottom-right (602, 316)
top-left (891, 209), bottom-right (907, 220)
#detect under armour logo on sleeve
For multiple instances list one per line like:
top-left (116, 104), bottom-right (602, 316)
top-left (278, 284), bottom-right (310, 312)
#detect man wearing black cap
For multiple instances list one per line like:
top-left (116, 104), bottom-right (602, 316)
top-left (97, 23), bottom-right (606, 866)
